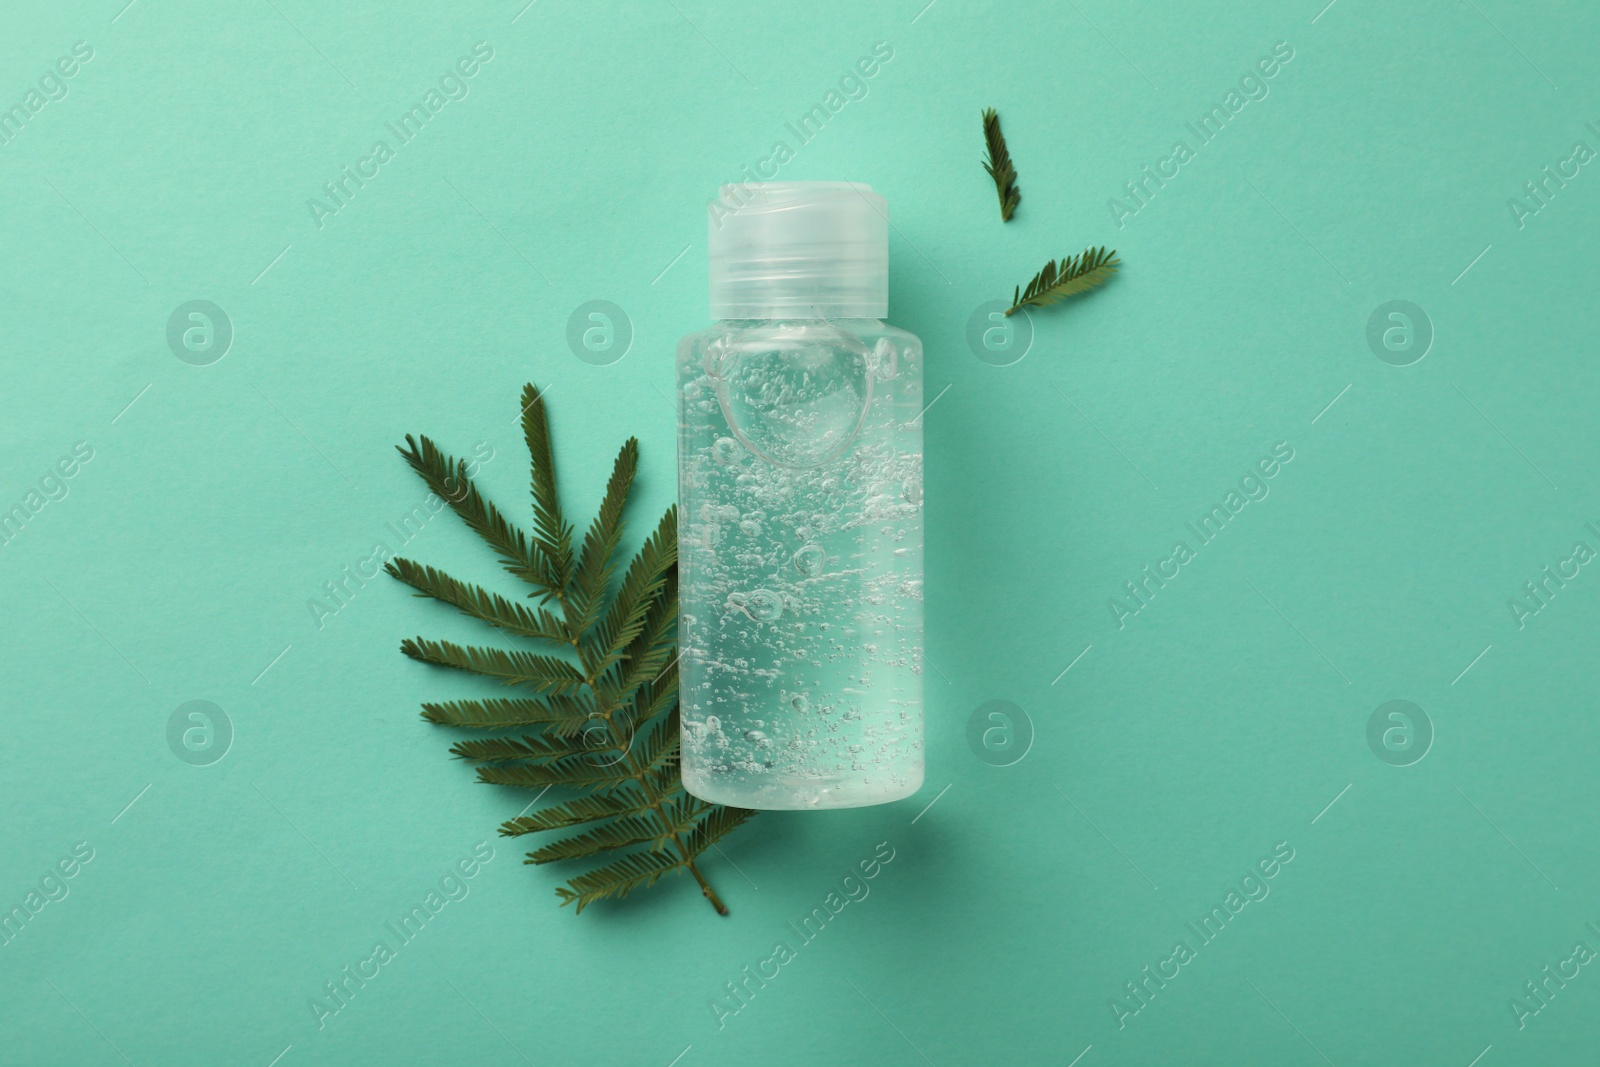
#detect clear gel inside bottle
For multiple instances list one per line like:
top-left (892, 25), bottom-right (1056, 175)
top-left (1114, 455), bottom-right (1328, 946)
top-left (677, 182), bottom-right (924, 810)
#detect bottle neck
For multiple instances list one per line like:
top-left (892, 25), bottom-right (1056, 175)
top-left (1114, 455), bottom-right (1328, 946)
top-left (714, 316), bottom-right (884, 326)
top-left (710, 301), bottom-right (886, 320)
top-left (708, 184), bottom-right (889, 320)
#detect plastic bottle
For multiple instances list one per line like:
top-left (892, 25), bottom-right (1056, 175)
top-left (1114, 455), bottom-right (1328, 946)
top-left (676, 182), bottom-right (924, 810)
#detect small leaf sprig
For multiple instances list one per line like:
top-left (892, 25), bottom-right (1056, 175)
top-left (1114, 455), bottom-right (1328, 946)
top-left (388, 383), bottom-right (754, 915)
top-left (981, 108), bottom-right (1021, 222)
top-left (1005, 246), bottom-right (1120, 316)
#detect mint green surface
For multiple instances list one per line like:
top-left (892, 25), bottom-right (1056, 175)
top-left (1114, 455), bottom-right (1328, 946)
top-left (4, 1), bottom-right (1599, 1064)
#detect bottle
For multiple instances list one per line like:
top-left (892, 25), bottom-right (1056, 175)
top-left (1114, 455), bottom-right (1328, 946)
top-left (676, 181), bottom-right (924, 810)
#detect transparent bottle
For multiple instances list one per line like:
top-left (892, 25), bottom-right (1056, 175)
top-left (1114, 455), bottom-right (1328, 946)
top-left (677, 182), bottom-right (924, 810)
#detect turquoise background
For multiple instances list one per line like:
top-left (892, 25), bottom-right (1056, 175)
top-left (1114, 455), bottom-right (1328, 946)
top-left (3, 0), bottom-right (1599, 1063)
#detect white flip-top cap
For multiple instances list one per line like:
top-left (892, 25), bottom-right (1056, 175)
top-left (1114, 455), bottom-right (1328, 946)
top-left (708, 182), bottom-right (889, 319)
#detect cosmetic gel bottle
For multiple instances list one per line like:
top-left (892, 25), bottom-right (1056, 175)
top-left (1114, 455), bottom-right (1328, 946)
top-left (677, 182), bottom-right (924, 809)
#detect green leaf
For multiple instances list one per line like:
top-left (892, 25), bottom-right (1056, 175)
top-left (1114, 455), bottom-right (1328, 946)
top-left (392, 382), bottom-right (754, 915)
top-left (683, 804), bottom-right (758, 858)
top-left (451, 732), bottom-right (610, 765)
top-left (420, 696), bottom-right (593, 735)
top-left (519, 384), bottom-right (575, 590)
top-left (585, 506), bottom-right (676, 678)
top-left (526, 803), bottom-right (705, 865)
top-left (477, 758), bottom-right (637, 792)
top-left (528, 815), bottom-right (663, 864)
top-left (386, 557), bottom-right (568, 641)
top-left (981, 107), bottom-right (1021, 222)
top-left (595, 565), bottom-right (677, 718)
top-left (395, 434), bottom-right (555, 593)
top-left (1006, 247), bottom-right (1120, 316)
top-left (637, 760), bottom-right (681, 805)
top-left (400, 637), bottom-right (586, 695)
top-left (554, 849), bottom-right (684, 913)
top-left (499, 791), bottom-right (653, 836)
top-left (626, 655), bottom-right (679, 738)
top-left (626, 707), bottom-right (682, 781)
top-left (568, 439), bottom-right (638, 640)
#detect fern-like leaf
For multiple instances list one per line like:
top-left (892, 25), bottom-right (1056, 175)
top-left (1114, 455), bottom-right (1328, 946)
top-left (476, 758), bottom-right (638, 792)
top-left (527, 799), bottom-right (707, 865)
top-left (499, 791), bottom-right (653, 836)
top-left (1005, 246), bottom-right (1120, 316)
top-left (981, 107), bottom-right (1021, 221)
top-left (584, 507), bottom-right (677, 680)
top-left (633, 653), bottom-right (679, 721)
top-left (685, 804), bottom-right (758, 855)
top-left (553, 849), bottom-right (683, 914)
top-left (451, 732), bottom-right (606, 765)
top-left (386, 557), bottom-right (568, 641)
top-left (528, 799), bottom-right (710, 870)
top-left (391, 383), bottom-right (753, 915)
top-left (394, 434), bottom-right (553, 592)
top-left (420, 696), bottom-right (593, 735)
top-left (528, 815), bottom-right (667, 865)
top-left (399, 637), bottom-right (586, 694)
top-left (595, 564), bottom-right (677, 720)
top-left (550, 804), bottom-right (754, 913)
top-left (519, 384), bottom-right (575, 591)
top-left (627, 707), bottom-right (683, 780)
top-left (568, 439), bottom-right (638, 639)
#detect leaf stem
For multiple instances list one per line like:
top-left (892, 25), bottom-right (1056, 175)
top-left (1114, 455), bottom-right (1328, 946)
top-left (682, 848), bottom-right (728, 915)
top-left (591, 649), bottom-right (728, 915)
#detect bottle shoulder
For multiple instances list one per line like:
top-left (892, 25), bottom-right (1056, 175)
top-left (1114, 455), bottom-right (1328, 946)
top-left (679, 319), bottom-right (920, 349)
top-left (876, 321), bottom-right (923, 353)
